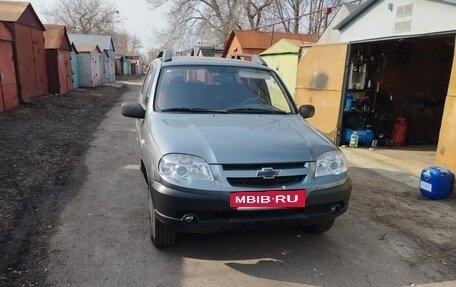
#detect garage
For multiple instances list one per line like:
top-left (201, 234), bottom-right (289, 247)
top-left (295, 0), bottom-right (456, 173)
top-left (341, 34), bottom-right (454, 147)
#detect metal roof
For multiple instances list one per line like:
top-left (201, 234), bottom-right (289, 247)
top-left (68, 33), bottom-right (115, 51)
top-left (44, 24), bottom-right (70, 50)
top-left (334, 0), bottom-right (456, 31)
top-left (0, 1), bottom-right (45, 30)
top-left (333, 0), bottom-right (378, 30)
top-left (260, 39), bottom-right (303, 56)
top-left (0, 1), bottom-right (29, 22)
top-left (74, 44), bottom-right (102, 53)
top-left (223, 29), bottom-right (319, 56)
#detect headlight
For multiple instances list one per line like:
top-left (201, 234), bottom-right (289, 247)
top-left (315, 151), bottom-right (348, 177)
top-left (158, 154), bottom-right (213, 183)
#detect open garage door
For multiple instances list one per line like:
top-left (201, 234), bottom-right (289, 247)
top-left (295, 43), bottom-right (348, 143)
top-left (436, 36), bottom-right (456, 172)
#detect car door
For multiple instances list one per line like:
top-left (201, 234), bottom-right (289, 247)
top-left (137, 63), bottom-right (158, 177)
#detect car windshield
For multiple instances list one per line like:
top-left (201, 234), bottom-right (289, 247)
top-left (154, 65), bottom-right (294, 114)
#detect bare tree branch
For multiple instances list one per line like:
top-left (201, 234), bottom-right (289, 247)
top-left (146, 0), bottom-right (364, 50)
top-left (44, 0), bottom-right (121, 34)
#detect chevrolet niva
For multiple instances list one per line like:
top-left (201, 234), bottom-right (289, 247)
top-left (121, 51), bottom-right (352, 247)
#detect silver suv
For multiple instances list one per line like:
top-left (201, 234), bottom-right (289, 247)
top-left (122, 52), bottom-right (352, 248)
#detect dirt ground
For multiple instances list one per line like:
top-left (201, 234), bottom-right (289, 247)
top-left (0, 78), bottom-right (134, 286)
top-left (2, 76), bottom-right (456, 287)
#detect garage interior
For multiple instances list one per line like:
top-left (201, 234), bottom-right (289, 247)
top-left (341, 34), bottom-right (455, 149)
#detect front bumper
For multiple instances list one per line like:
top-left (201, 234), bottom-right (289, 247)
top-left (150, 179), bottom-right (352, 233)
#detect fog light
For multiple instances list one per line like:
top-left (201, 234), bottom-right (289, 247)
top-left (329, 205), bottom-right (340, 214)
top-left (183, 214), bottom-right (196, 224)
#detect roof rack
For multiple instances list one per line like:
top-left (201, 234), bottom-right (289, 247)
top-left (157, 49), bottom-right (172, 62)
top-left (227, 53), bottom-right (268, 67)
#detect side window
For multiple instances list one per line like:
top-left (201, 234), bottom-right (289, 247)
top-left (141, 65), bottom-right (156, 105)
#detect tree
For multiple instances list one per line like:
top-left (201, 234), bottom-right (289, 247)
top-left (270, 0), bottom-right (352, 34)
top-left (148, 0), bottom-right (364, 50)
top-left (146, 0), bottom-right (275, 49)
top-left (244, 0), bottom-right (275, 29)
top-left (269, 0), bottom-right (309, 33)
top-left (113, 30), bottom-right (143, 54)
top-left (43, 0), bottom-right (121, 34)
top-left (146, 49), bottom-right (161, 63)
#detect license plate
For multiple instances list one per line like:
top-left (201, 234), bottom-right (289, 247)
top-left (229, 190), bottom-right (306, 209)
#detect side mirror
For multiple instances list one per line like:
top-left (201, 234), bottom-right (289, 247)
top-left (121, 102), bottom-right (145, 119)
top-left (298, 104), bottom-right (315, 119)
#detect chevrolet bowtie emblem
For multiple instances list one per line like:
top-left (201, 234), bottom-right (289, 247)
top-left (256, 167), bottom-right (280, 179)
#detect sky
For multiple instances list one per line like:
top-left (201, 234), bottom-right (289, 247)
top-left (15, 0), bottom-right (167, 53)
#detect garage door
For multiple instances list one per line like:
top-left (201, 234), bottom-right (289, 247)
top-left (295, 43), bottom-right (348, 143)
top-left (436, 37), bottom-right (456, 173)
top-left (0, 40), bottom-right (18, 112)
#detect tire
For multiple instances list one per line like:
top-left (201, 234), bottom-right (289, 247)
top-left (140, 161), bottom-right (148, 184)
top-left (148, 188), bottom-right (176, 247)
top-left (303, 218), bottom-right (335, 234)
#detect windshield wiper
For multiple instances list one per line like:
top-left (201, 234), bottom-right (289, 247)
top-left (160, 108), bottom-right (228, 113)
top-left (226, 108), bottom-right (288, 114)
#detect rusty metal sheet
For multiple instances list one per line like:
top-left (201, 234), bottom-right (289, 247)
top-left (14, 23), bottom-right (35, 101)
top-left (13, 23), bottom-right (48, 101)
top-left (0, 21), bottom-right (12, 41)
top-left (32, 27), bottom-right (48, 96)
top-left (295, 43), bottom-right (348, 142)
top-left (436, 38), bottom-right (456, 174)
top-left (0, 40), bottom-right (18, 112)
top-left (64, 51), bottom-right (73, 92)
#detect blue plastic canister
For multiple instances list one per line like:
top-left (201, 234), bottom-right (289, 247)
top-left (344, 128), bottom-right (374, 145)
top-left (420, 166), bottom-right (454, 200)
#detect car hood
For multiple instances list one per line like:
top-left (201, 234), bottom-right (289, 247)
top-left (150, 114), bottom-right (337, 164)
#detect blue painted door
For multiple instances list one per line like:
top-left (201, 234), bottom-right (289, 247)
top-left (70, 51), bottom-right (79, 88)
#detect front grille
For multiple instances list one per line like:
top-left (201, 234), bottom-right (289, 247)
top-left (227, 175), bottom-right (304, 187)
top-left (222, 162), bottom-right (306, 171)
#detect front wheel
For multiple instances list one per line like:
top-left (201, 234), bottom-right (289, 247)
top-left (303, 218), bottom-right (335, 234)
top-left (148, 188), bottom-right (175, 247)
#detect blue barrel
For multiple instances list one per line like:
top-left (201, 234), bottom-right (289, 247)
top-left (420, 167), bottom-right (454, 200)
